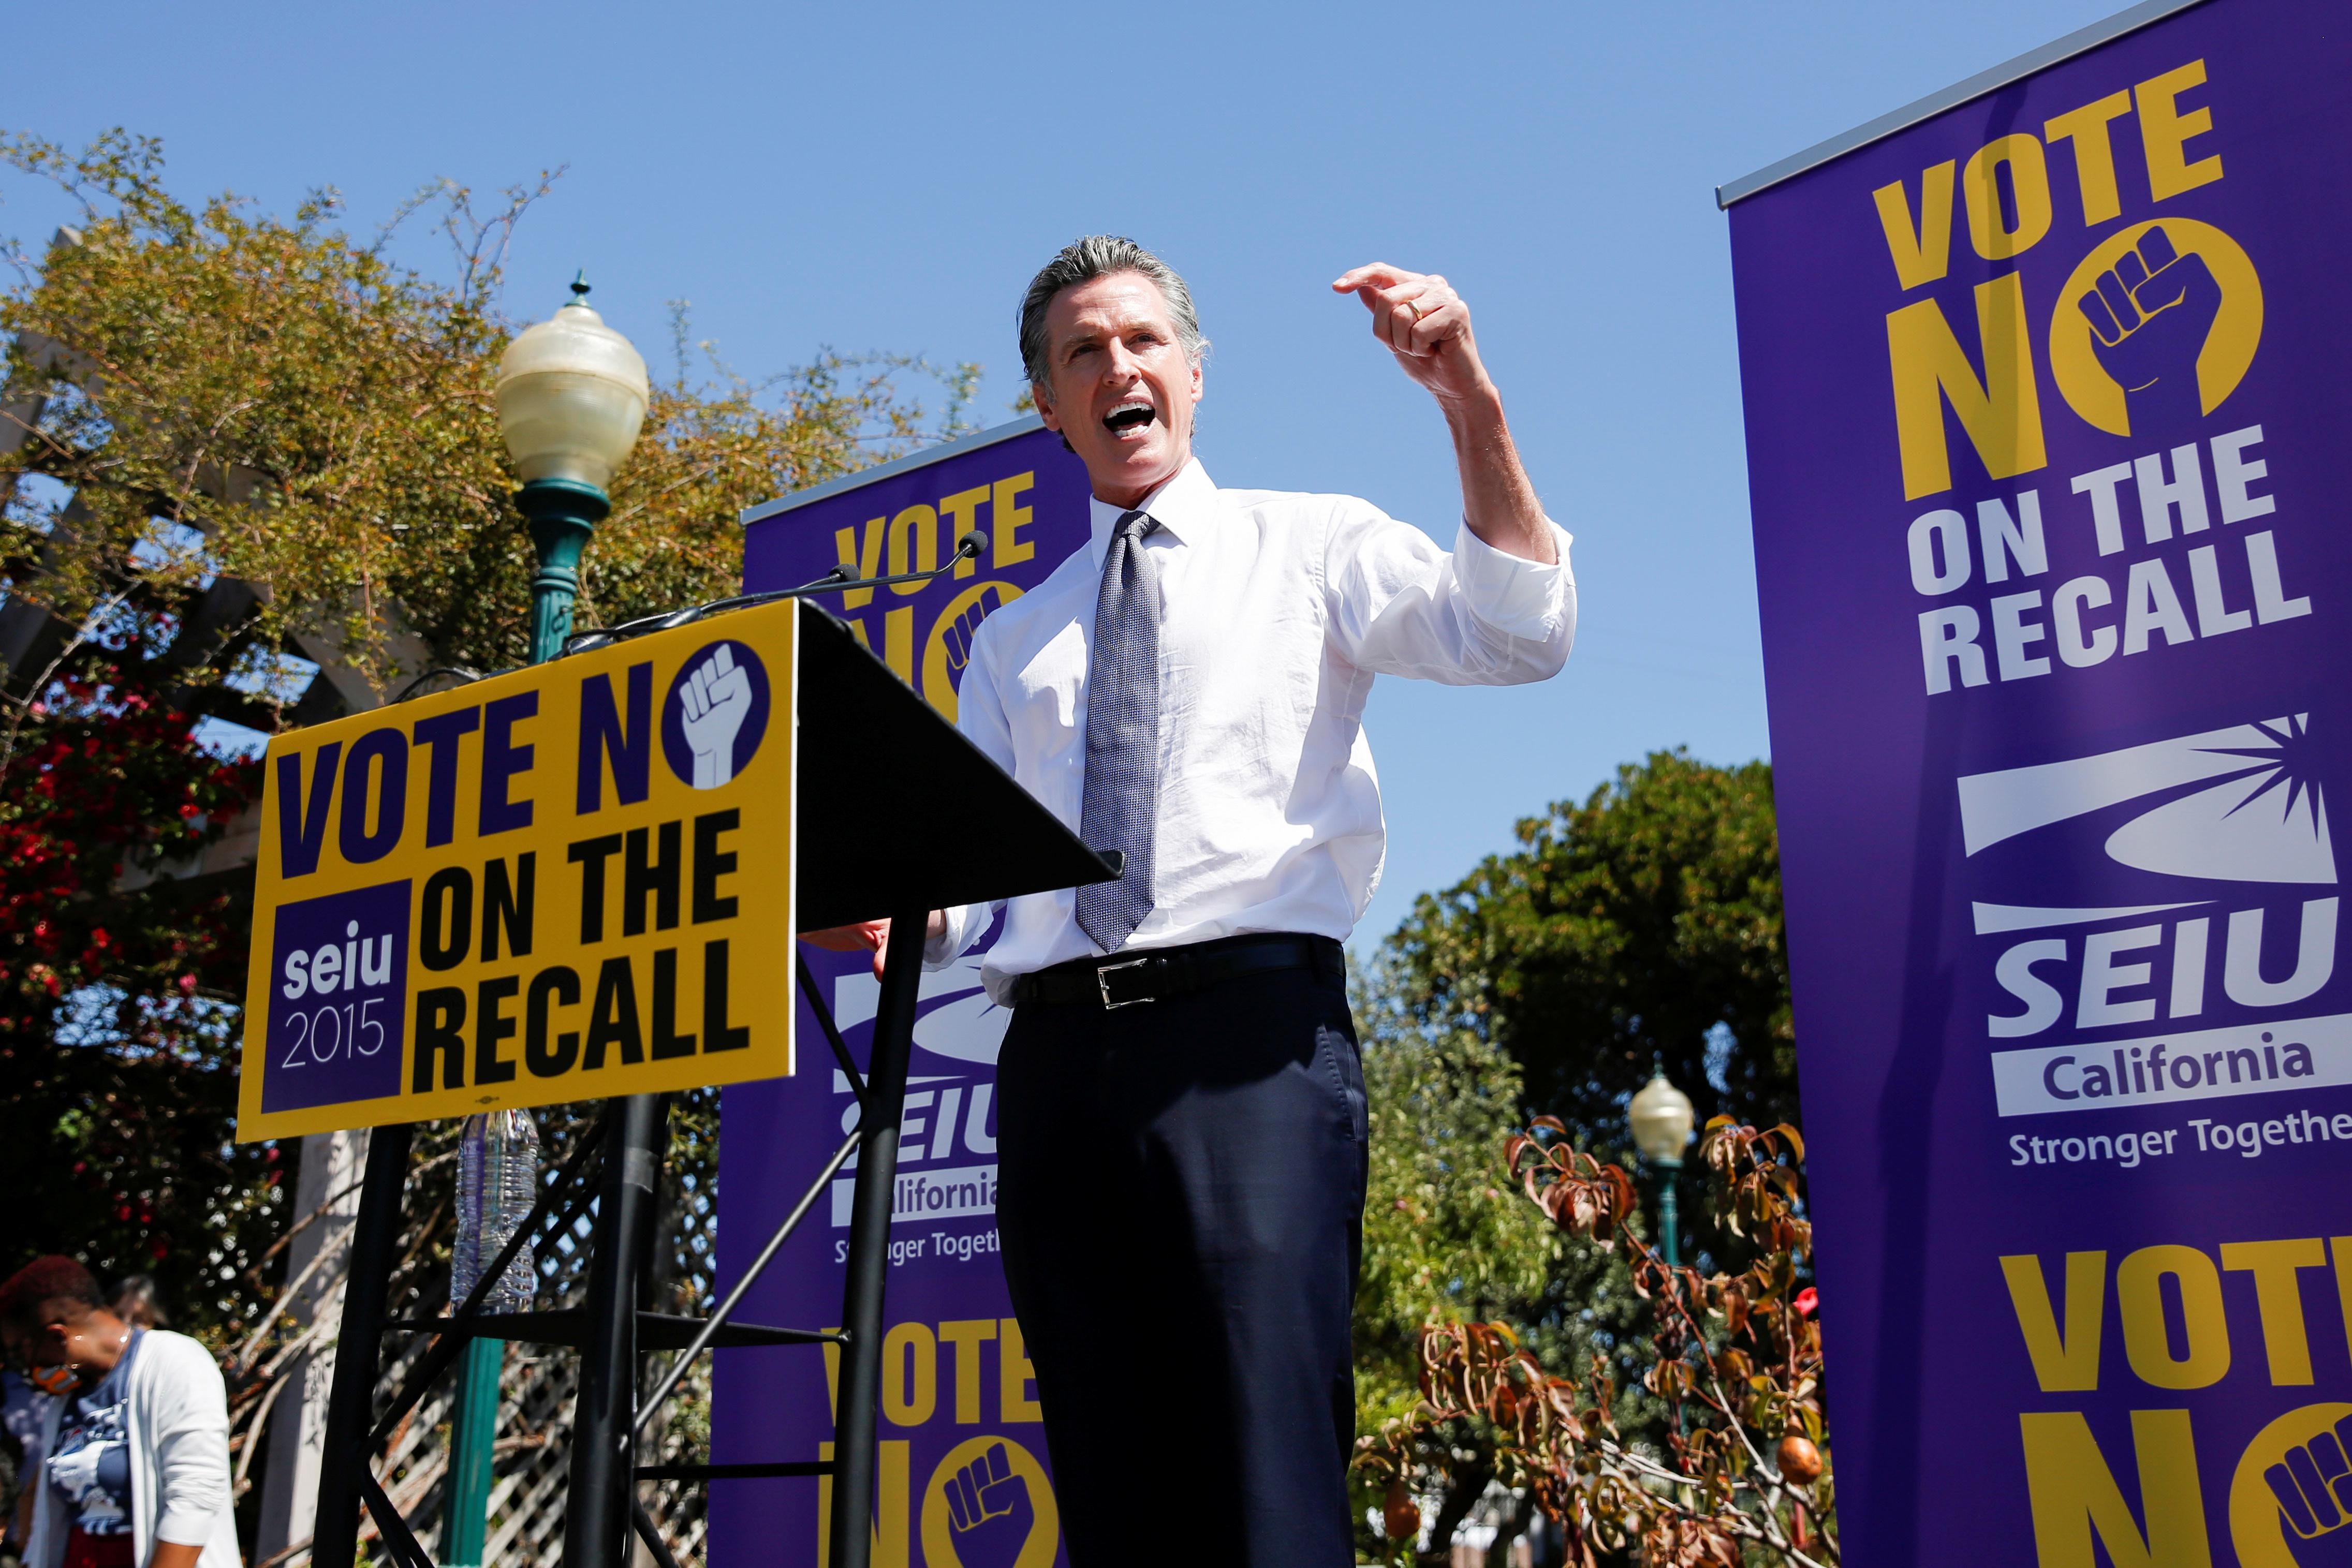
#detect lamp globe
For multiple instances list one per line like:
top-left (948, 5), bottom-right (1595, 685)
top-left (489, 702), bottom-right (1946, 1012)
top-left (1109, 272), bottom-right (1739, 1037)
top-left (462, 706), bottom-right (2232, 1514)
top-left (496, 274), bottom-right (649, 490)
top-left (1628, 1071), bottom-right (1696, 1165)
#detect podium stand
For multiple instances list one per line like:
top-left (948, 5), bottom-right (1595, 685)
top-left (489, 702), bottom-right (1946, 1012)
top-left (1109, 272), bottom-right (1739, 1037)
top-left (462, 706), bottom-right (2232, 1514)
top-left (306, 606), bottom-right (1115, 1568)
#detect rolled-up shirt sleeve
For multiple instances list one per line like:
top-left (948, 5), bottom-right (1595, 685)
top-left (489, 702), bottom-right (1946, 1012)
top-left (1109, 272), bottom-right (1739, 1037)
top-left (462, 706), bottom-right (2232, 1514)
top-left (1450, 517), bottom-right (1576, 643)
top-left (1324, 498), bottom-right (1576, 684)
top-left (923, 901), bottom-right (988, 967)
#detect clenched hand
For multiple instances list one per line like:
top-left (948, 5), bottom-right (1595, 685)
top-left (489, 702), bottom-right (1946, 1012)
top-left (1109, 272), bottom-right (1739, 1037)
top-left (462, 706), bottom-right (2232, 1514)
top-left (1332, 262), bottom-right (1493, 407)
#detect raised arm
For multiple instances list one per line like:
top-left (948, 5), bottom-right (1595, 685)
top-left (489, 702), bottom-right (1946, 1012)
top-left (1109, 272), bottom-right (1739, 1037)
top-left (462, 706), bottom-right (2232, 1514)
top-left (1331, 262), bottom-right (1554, 565)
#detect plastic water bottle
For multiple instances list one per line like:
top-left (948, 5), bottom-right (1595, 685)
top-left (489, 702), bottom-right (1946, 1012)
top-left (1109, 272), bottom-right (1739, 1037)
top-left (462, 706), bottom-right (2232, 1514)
top-left (450, 1110), bottom-right (540, 1314)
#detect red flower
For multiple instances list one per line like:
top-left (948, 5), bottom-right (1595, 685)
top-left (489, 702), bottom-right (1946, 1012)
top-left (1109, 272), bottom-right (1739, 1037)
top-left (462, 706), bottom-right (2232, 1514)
top-left (1794, 1286), bottom-right (1819, 1319)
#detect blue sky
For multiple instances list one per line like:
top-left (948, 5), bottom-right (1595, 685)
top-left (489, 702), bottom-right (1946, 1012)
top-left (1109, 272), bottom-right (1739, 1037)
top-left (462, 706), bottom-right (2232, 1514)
top-left (4, 0), bottom-right (2130, 950)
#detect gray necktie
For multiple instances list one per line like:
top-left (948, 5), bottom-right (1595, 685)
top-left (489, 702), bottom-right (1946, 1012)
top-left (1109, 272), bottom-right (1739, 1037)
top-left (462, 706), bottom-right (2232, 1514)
top-left (1076, 509), bottom-right (1161, 951)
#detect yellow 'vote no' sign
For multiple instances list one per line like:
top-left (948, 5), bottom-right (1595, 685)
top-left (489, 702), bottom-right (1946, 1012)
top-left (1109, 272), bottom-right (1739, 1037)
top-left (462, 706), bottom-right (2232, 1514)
top-left (237, 601), bottom-right (799, 1142)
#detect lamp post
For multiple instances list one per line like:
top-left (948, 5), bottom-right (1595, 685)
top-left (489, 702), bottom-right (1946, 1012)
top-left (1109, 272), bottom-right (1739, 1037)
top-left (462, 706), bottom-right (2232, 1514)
top-left (497, 273), bottom-right (651, 663)
top-left (436, 276), bottom-right (650, 1568)
top-left (1628, 1068), bottom-right (1696, 1267)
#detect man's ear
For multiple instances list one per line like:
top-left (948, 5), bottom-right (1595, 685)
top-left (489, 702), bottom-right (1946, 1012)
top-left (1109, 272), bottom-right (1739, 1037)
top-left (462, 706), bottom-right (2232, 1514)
top-left (1033, 381), bottom-right (1061, 433)
top-left (1188, 358), bottom-right (1203, 405)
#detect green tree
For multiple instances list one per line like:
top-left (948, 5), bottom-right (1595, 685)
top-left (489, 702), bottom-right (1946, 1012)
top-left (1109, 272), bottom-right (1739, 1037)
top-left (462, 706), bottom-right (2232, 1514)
top-left (0, 129), bottom-right (973, 1336)
top-left (1368, 749), bottom-right (1792, 1158)
top-left (1349, 1015), bottom-right (1656, 1564)
top-left (1351, 751), bottom-right (1798, 1561)
top-left (1, 130), bottom-right (973, 696)
top-left (1365, 1119), bottom-right (1834, 1567)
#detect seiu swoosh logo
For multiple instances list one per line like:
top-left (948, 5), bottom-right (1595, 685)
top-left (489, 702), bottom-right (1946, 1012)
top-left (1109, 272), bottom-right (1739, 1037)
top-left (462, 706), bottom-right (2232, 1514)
top-left (1960, 715), bottom-right (2333, 886)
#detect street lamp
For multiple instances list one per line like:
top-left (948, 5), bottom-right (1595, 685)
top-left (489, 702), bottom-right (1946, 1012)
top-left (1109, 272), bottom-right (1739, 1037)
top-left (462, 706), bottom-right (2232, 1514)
top-left (436, 276), bottom-right (650, 1568)
top-left (1629, 1068), bottom-right (1696, 1267)
top-left (496, 272), bottom-right (650, 663)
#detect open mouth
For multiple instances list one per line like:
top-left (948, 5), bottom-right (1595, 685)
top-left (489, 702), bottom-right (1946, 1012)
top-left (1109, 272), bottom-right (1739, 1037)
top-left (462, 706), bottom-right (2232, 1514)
top-left (1102, 400), bottom-right (1156, 435)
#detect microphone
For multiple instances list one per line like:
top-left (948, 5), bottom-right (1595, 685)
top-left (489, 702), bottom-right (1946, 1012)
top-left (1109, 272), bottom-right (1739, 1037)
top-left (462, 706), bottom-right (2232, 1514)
top-left (787, 529), bottom-right (987, 596)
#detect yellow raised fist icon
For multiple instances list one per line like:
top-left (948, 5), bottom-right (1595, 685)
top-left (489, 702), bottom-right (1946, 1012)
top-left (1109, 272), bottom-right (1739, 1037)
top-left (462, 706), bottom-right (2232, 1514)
top-left (2268, 1415), bottom-right (2352, 1566)
top-left (2075, 226), bottom-right (2223, 436)
top-left (922, 1435), bottom-right (1057, 1568)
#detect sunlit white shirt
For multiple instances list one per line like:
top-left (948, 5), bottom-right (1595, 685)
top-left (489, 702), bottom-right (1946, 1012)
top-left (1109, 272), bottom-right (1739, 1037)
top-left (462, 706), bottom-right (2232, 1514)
top-left (928, 456), bottom-right (1575, 1001)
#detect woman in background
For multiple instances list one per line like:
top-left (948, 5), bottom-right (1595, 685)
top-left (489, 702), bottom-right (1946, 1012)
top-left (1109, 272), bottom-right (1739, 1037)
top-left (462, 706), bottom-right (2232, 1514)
top-left (0, 1259), bottom-right (236, 1568)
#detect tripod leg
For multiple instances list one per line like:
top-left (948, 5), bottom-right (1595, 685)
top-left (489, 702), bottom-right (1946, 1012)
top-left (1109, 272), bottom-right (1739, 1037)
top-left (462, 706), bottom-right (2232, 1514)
top-left (826, 906), bottom-right (926, 1568)
top-left (312, 1124), bottom-right (414, 1568)
top-left (563, 1094), bottom-right (669, 1568)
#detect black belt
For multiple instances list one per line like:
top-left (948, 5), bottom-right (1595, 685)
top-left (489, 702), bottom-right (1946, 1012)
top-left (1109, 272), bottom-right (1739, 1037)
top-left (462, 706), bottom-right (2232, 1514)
top-left (1005, 933), bottom-right (1344, 1010)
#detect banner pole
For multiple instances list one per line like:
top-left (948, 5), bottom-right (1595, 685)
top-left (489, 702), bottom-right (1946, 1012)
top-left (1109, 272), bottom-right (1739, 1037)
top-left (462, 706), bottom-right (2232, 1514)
top-left (310, 1123), bottom-right (415, 1568)
top-left (825, 906), bottom-right (927, 1568)
top-left (562, 1092), bottom-right (669, 1568)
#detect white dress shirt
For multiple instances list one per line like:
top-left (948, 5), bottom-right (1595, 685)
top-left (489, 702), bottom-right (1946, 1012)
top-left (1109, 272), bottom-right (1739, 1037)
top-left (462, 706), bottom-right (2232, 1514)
top-left (929, 456), bottom-right (1575, 1000)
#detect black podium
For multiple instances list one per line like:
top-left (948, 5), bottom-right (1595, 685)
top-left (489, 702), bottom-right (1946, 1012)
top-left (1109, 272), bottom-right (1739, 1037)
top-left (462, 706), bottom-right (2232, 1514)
top-left (306, 604), bottom-right (1115, 1568)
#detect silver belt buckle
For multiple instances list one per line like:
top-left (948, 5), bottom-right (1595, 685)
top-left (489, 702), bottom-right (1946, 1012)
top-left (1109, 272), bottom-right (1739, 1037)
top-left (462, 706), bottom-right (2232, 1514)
top-left (1096, 956), bottom-right (1154, 1008)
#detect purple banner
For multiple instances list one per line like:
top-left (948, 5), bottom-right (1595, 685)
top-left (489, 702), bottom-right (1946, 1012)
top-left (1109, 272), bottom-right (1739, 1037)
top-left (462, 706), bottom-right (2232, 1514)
top-left (1727, 2), bottom-right (2352, 1563)
top-left (711, 421), bottom-right (1091, 1568)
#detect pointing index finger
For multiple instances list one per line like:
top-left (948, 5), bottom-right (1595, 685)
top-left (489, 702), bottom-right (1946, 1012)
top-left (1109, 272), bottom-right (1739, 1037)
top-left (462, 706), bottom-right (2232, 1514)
top-left (1332, 262), bottom-right (1410, 293)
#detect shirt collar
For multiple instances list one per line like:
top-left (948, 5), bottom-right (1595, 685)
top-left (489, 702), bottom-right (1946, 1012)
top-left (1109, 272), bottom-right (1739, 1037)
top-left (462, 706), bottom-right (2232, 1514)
top-left (1087, 456), bottom-right (1216, 567)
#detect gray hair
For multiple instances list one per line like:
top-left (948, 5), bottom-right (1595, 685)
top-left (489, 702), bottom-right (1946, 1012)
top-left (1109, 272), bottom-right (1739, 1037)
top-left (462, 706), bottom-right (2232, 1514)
top-left (1018, 235), bottom-right (1209, 389)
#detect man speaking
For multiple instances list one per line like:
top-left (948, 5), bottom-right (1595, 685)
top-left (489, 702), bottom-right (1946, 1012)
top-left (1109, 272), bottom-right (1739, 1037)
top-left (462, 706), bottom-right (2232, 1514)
top-left (815, 236), bottom-right (1572, 1564)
